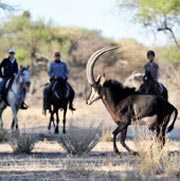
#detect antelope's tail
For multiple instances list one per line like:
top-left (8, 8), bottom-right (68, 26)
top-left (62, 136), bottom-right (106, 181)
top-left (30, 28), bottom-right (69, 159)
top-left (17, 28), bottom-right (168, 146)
top-left (166, 108), bottom-right (178, 133)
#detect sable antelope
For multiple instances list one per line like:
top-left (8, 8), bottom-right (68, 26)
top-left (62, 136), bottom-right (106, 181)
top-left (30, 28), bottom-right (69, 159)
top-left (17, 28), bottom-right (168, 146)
top-left (139, 71), bottom-right (168, 100)
top-left (86, 46), bottom-right (178, 155)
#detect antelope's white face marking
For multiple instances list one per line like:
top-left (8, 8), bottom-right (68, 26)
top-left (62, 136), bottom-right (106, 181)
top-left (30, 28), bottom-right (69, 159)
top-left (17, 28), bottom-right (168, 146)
top-left (86, 75), bottom-right (106, 105)
top-left (86, 86), bottom-right (101, 105)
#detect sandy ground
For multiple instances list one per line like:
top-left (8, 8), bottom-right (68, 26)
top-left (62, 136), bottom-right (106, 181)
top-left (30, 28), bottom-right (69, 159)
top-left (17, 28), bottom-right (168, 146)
top-left (0, 97), bottom-right (180, 180)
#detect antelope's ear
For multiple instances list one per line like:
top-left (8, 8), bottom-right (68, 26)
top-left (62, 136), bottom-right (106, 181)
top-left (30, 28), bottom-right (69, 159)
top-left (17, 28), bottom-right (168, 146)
top-left (100, 74), bottom-right (106, 86)
top-left (96, 74), bottom-right (101, 82)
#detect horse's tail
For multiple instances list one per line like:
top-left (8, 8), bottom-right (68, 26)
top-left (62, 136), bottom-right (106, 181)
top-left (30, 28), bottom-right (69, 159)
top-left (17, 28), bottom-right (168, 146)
top-left (166, 108), bottom-right (178, 133)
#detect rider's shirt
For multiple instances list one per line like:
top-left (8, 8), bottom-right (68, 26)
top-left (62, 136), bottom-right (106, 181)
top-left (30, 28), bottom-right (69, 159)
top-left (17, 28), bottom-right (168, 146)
top-left (0, 57), bottom-right (18, 79)
top-left (144, 62), bottom-right (159, 81)
top-left (48, 60), bottom-right (69, 80)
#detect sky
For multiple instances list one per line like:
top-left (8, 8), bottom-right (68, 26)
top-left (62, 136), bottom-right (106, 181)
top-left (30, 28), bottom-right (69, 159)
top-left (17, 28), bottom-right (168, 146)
top-left (2, 0), bottom-right (171, 47)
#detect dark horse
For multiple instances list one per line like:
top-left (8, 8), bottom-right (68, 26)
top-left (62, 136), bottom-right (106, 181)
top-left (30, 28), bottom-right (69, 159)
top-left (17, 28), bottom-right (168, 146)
top-left (139, 71), bottom-right (168, 100)
top-left (43, 78), bottom-right (68, 134)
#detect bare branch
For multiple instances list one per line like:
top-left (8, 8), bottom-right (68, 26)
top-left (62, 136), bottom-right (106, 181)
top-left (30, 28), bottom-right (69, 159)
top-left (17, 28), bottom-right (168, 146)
top-left (0, 2), bottom-right (15, 11)
top-left (158, 17), bottom-right (180, 50)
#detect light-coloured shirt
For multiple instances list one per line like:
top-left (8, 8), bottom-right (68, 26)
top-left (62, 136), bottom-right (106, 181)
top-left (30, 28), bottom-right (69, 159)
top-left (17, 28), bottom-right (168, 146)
top-left (48, 61), bottom-right (69, 79)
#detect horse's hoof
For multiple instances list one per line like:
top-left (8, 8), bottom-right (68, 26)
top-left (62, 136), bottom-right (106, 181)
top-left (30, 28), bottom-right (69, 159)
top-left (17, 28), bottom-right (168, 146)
top-left (54, 127), bottom-right (59, 134)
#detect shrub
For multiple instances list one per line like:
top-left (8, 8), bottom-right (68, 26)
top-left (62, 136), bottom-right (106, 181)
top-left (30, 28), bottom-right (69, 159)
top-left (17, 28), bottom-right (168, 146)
top-left (10, 133), bottom-right (37, 154)
top-left (58, 122), bottom-right (101, 156)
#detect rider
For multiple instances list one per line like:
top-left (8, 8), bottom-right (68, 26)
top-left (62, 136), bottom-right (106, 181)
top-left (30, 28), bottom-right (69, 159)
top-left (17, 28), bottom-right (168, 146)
top-left (0, 48), bottom-right (28, 109)
top-left (144, 50), bottom-right (159, 81)
top-left (44, 51), bottom-right (76, 111)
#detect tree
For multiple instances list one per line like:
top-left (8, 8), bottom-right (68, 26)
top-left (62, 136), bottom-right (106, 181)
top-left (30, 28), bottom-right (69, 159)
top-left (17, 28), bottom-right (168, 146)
top-left (0, 1), bottom-right (14, 11)
top-left (118, 0), bottom-right (180, 49)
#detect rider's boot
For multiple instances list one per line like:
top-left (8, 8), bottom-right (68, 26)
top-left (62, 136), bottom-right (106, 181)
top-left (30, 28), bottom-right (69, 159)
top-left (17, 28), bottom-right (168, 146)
top-left (20, 101), bottom-right (28, 110)
top-left (69, 102), bottom-right (76, 111)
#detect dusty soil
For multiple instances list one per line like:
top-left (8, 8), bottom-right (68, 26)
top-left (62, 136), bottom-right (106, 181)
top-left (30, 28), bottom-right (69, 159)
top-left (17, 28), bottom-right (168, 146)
top-left (0, 98), bottom-right (180, 180)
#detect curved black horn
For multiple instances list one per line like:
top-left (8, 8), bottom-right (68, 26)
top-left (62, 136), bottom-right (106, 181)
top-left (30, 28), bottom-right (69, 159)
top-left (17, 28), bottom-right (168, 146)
top-left (86, 46), bottom-right (120, 85)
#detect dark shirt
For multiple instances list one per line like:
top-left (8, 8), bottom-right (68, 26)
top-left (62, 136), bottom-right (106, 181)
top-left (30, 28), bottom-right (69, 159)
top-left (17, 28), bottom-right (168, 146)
top-left (144, 62), bottom-right (159, 80)
top-left (0, 57), bottom-right (18, 79)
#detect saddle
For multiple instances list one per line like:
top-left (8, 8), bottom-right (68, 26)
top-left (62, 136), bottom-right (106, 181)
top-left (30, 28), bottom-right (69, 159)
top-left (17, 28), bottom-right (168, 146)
top-left (156, 82), bottom-right (164, 94)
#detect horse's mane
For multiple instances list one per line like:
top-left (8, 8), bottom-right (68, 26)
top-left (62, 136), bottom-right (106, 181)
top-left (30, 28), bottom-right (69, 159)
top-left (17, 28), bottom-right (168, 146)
top-left (104, 79), bottom-right (137, 104)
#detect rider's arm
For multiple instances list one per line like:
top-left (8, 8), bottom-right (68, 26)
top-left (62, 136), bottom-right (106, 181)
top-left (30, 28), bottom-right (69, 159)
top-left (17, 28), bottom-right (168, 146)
top-left (63, 63), bottom-right (69, 79)
top-left (0, 59), bottom-right (5, 78)
top-left (48, 63), bottom-right (54, 78)
top-left (15, 61), bottom-right (18, 74)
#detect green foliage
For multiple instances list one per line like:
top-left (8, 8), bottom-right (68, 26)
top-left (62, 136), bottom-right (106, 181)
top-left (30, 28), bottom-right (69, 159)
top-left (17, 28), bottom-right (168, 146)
top-left (118, 0), bottom-right (180, 50)
top-left (119, 0), bottom-right (180, 23)
top-left (0, 12), bottom-right (115, 66)
top-left (157, 46), bottom-right (180, 63)
top-left (15, 49), bottom-right (30, 64)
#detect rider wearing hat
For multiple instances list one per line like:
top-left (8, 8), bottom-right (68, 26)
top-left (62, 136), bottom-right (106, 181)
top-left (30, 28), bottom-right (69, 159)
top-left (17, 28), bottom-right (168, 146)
top-left (44, 51), bottom-right (76, 111)
top-left (144, 50), bottom-right (159, 81)
top-left (0, 48), bottom-right (28, 109)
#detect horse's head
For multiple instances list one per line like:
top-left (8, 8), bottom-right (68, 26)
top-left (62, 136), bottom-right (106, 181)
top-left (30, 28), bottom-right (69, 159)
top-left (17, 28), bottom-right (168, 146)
top-left (19, 65), bottom-right (31, 91)
top-left (143, 71), bottom-right (154, 83)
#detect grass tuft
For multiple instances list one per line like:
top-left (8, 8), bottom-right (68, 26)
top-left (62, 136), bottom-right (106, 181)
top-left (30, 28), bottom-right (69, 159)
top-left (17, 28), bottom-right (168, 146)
top-left (58, 122), bottom-right (101, 156)
top-left (0, 128), bottom-right (9, 142)
top-left (10, 132), bottom-right (37, 154)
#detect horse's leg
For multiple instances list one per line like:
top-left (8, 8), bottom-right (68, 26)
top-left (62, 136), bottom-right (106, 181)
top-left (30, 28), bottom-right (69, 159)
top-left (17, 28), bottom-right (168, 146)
top-left (48, 110), bottom-right (54, 130)
top-left (11, 105), bottom-right (19, 130)
top-left (0, 103), bottom-right (6, 128)
top-left (55, 110), bottom-right (59, 134)
top-left (62, 107), bottom-right (67, 134)
top-left (112, 123), bottom-right (128, 155)
top-left (11, 118), bottom-right (15, 129)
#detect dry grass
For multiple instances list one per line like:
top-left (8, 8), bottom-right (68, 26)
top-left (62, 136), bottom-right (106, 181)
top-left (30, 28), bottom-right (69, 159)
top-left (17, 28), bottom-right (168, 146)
top-left (0, 128), bottom-right (9, 142)
top-left (0, 99), bottom-right (179, 180)
top-left (58, 121), bottom-right (101, 155)
top-left (132, 125), bottom-right (180, 178)
top-left (9, 132), bottom-right (38, 154)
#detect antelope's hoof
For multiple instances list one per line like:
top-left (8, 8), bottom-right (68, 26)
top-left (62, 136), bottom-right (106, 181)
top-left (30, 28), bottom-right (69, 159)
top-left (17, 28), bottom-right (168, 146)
top-left (114, 149), bottom-right (121, 156)
top-left (130, 151), bottom-right (139, 156)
